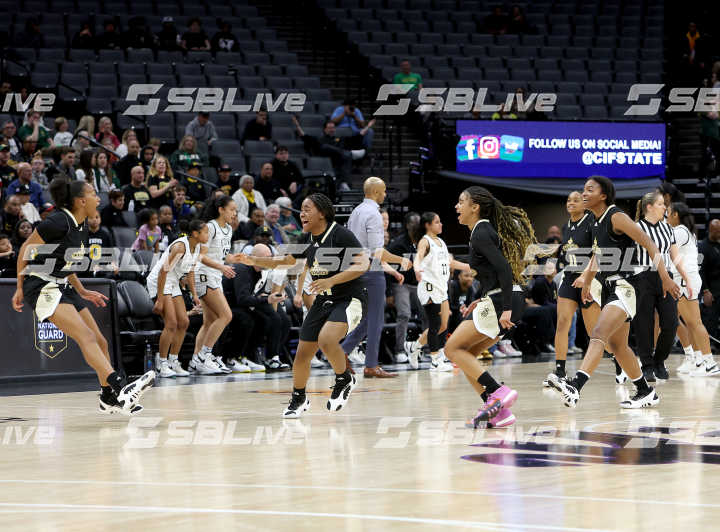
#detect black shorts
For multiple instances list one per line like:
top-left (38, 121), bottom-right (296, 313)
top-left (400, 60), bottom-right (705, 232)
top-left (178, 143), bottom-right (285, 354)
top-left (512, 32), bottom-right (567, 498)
top-left (24, 275), bottom-right (87, 322)
top-left (464, 288), bottom-right (525, 339)
top-left (558, 273), bottom-right (593, 309)
top-left (299, 291), bottom-right (367, 342)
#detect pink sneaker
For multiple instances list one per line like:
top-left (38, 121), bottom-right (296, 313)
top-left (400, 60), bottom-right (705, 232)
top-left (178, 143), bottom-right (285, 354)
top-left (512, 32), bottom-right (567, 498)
top-left (487, 407), bottom-right (516, 429)
top-left (472, 385), bottom-right (518, 428)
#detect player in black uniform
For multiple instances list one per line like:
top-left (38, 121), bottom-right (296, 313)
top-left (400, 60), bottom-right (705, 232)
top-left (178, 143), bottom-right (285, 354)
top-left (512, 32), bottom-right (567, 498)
top-left (547, 176), bottom-right (681, 409)
top-left (444, 186), bottom-right (535, 429)
top-left (543, 191), bottom-right (604, 386)
top-left (237, 193), bottom-right (369, 418)
top-left (11, 177), bottom-right (154, 415)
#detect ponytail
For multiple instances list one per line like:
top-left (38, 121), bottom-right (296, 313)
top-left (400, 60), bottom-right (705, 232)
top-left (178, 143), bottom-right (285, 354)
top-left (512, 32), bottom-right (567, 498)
top-left (201, 194), bottom-right (233, 222)
top-left (49, 176), bottom-right (87, 210)
top-left (635, 190), bottom-right (662, 221)
top-left (178, 218), bottom-right (206, 238)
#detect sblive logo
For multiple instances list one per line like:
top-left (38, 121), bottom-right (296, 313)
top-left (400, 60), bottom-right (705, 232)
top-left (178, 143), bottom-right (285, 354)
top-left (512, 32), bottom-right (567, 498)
top-left (122, 84), bottom-right (308, 115)
top-left (374, 84), bottom-right (557, 116)
top-left (457, 134), bottom-right (524, 162)
top-left (625, 84), bottom-right (720, 116)
top-left (0, 92), bottom-right (55, 113)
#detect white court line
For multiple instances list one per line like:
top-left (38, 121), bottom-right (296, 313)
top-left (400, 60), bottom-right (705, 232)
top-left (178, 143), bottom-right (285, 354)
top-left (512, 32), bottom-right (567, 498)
top-left (0, 502), bottom-right (612, 531)
top-left (0, 479), bottom-right (718, 510)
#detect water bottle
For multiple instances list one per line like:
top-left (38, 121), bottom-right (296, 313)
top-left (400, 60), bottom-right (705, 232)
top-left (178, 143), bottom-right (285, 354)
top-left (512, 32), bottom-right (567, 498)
top-left (143, 343), bottom-right (154, 373)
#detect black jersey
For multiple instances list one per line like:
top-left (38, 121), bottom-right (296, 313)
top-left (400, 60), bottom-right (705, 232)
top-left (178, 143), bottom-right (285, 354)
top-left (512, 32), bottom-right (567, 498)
top-left (591, 205), bottom-right (638, 283)
top-left (29, 209), bottom-right (89, 279)
top-left (297, 222), bottom-right (365, 300)
top-left (559, 212), bottom-right (594, 276)
top-left (469, 220), bottom-right (513, 311)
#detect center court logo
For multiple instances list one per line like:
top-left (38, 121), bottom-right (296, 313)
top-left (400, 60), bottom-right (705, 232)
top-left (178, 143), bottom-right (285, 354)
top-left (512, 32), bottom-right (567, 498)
top-left (457, 135), bottom-right (524, 162)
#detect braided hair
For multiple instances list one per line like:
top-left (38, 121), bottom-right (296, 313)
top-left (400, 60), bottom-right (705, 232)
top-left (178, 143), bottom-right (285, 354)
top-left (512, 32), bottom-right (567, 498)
top-left (463, 186), bottom-right (536, 283)
top-left (305, 193), bottom-right (335, 223)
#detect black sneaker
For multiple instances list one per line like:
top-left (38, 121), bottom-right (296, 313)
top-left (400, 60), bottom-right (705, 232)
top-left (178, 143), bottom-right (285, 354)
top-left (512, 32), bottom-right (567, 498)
top-left (283, 393), bottom-right (310, 418)
top-left (654, 363), bottom-right (669, 381)
top-left (620, 388), bottom-right (660, 409)
top-left (327, 374), bottom-right (357, 411)
top-left (642, 366), bottom-right (656, 383)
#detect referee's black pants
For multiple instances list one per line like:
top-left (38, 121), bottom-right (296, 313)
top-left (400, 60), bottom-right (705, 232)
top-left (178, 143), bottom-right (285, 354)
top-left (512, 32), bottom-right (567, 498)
top-left (632, 271), bottom-right (679, 369)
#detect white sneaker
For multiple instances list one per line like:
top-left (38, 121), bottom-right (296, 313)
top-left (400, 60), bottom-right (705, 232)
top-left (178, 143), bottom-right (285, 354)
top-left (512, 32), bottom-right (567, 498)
top-left (213, 356), bottom-right (232, 374)
top-left (395, 352), bottom-right (409, 363)
top-left (266, 355), bottom-right (290, 371)
top-left (189, 354), bottom-right (222, 375)
top-left (241, 357), bottom-right (266, 372)
top-left (327, 374), bottom-right (357, 411)
top-left (677, 354), bottom-right (696, 374)
top-left (430, 355), bottom-right (454, 372)
top-left (691, 357), bottom-right (720, 377)
top-left (116, 370), bottom-right (155, 412)
top-left (157, 359), bottom-right (176, 378)
top-left (499, 339), bottom-right (522, 357)
top-left (311, 355), bottom-right (325, 368)
top-left (348, 346), bottom-right (366, 365)
top-left (283, 393), bottom-right (310, 418)
top-left (168, 358), bottom-right (189, 377)
top-left (227, 358), bottom-right (252, 373)
top-left (620, 388), bottom-right (660, 409)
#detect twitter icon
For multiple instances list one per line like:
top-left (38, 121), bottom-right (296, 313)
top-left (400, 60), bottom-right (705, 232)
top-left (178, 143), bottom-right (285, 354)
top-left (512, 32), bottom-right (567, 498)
top-left (499, 135), bottom-right (524, 162)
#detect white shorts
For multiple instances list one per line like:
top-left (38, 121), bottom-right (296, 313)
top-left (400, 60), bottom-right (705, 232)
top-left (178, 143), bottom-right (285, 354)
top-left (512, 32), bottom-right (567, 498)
top-left (603, 278), bottom-right (638, 320)
top-left (471, 296), bottom-right (501, 339)
top-left (417, 281), bottom-right (448, 305)
top-left (675, 271), bottom-right (701, 301)
top-left (147, 274), bottom-right (182, 299)
top-left (195, 271), bottom-right (222, 298)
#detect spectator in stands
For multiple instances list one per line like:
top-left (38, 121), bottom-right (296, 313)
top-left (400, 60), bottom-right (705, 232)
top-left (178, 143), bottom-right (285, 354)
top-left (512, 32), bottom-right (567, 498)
top-left (148, 137), bottom-right (162, 153)
top-left (146, 155), bottom-right (177, 209)
top-left (275, 196), bottom-right (301, 241)
top-left (484, 5), bottom-right (509, 34)
top-left (116, 129), bottom-right (137, 159)
top-left (101, 190), bottom-right (127, 228)
top-left (181, 18), bottom-right (210, 51)
top-left (7, 162), bottom-right (42, 209)
top-left (124, 16), bottom-right (157, 49)
top-left (116, 138), bottom-right (142, 185)
top-left (11, 219), bottom-right (32, 252)
top-left (96, 151), bottom-right (119, 190)
top-left (181, 161), bottom-right (208, 206)
top-left (72, 129), bottom-right (92, 158)
top-left (234, 207), bottom-right (266, 241)
top-left (217, 164), bottom-right (239, 196)
top-left (0, 233), bottom-right (16, 278)
top-left (381, 208), bottom-right (391, 245)
top-left (140, 145), bottom-right (156, 176)
top-left (491, 103), bottom-right (518, 120)
top-left (96, 117), bottom-right (120, 149)
top-left (392, 60), bottom-right (423, 91)
top-left (122, 165), bottom-right (151, 213)
top-left (157, 204), bottom-right (177, 251)
top-left (1, 195), bottom-right (23, 233)
top-left (171, 185), bottom-right (193, 222)
top-left (18, 110), bottom-right (53, 153)
top-left (102, 137), bottom-right (120, 166)
top-left (77, 115), bottom-right (96, 139)
top-left (2, 121), bottom-right (22, 161)
top-left (331, 99), bottom-right (376, 151)
top-left (0, 145), bottom-right (18, 186)
top-left (86, 211), bottom-right (118, 279)
top-left (508, 5), bottom-right (533, 34)
top-left (521, 263), bottom-right (559, 355)
top-left (449, 269), bottom-right (477, 333)
top-left (700, 219), bottom-right (720, 345)
top-left (52, 117), bottom-right (73, 147)
top-left (545, 224), bottom-right (562, 245)
top-left (185, 112), bottom-right (217, 156)
top-left (76, 150), bottom-right (101, 192)
top-left (170, 135), bottom-right (206, 171)
top-left (232, 174), bottom-right (267, 222)
top-left (255, 162), bottom-right (283, 201)
top-left (241, 110), bottom-right (272, 143)
top-left (271, 145), bottom-right (303, 197)
top-left (51, 146), bottom-right (77, 181)
top-left (0, 82), bottom-right (11, 101)
top-left (211, 20), bottom-right (239, 52)
top-left (264, 204), bottom-right (288, 245)
top-left (157, 16), bottom-right (182, 51)
top-left (30, 154), bottom-right (48, 188)
top-left (98, 19), bottom-right (122, 49)
top-left (15, 184), bottom-right (40, 224)
top-left (684, 22), bottom-right (702, 66)
top-left (72, 21), bottom-right (96, 49)
top-left (15, 18), bottom-right (44, 48)
top-left (131, 208), bottom-right (161, 252)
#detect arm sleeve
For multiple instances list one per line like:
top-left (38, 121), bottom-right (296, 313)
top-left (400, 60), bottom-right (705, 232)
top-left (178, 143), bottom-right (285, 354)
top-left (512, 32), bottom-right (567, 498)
top-left (473, 226), bottom-right (514, 310)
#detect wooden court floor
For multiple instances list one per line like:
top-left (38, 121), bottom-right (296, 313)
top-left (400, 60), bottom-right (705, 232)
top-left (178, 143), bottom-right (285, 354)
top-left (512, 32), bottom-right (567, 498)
top-left (1, 357), bottom-right (720, 531)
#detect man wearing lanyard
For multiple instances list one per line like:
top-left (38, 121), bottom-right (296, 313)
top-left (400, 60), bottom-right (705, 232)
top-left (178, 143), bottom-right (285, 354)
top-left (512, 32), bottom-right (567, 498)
top-left (342, 177), bottom-right (412, 377)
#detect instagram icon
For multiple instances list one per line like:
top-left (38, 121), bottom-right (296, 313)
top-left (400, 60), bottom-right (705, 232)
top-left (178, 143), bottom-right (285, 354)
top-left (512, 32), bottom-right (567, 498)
top-left (478, 136), bottom-right (500, 159)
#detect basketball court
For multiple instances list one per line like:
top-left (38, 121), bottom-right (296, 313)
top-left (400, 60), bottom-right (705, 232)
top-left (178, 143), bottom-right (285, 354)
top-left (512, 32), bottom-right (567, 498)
top-left (1, 357), bottom-right (719, 531)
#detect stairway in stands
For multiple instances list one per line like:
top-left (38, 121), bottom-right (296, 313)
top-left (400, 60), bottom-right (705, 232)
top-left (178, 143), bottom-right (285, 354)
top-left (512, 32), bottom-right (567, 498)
top-left (249, 0), bottom-right (423, 199)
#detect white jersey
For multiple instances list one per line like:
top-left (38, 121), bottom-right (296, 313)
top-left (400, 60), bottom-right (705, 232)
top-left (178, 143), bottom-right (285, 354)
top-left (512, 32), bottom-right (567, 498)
top-left (198, 219), bottom-right (232, 278)
top-left (147, 236), bottom-right (201, 296)
top-left (419, 235), bottom-right (450, 289)
top-left (672, 225), bottom-right (699, 276)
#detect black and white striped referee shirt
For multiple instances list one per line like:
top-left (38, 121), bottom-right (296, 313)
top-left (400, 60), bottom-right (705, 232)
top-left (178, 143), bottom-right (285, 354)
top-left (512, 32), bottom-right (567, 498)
top-left (636, 218), bottom-right (675, 269)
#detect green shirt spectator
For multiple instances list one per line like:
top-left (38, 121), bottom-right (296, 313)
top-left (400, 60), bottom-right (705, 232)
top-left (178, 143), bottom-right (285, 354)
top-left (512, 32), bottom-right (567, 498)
top-left (18, 110), bottom-right (53, 151)
top-left (392, 60), bottom-right (423, 90)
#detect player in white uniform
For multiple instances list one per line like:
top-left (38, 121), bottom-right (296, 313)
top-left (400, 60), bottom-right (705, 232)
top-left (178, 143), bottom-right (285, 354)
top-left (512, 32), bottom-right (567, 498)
top-left (146, 219), bottom-right (235, 378)
top-left (406, 212), bottom-right (470, 371)
top-left (667, 202), bottom-right (718, 376)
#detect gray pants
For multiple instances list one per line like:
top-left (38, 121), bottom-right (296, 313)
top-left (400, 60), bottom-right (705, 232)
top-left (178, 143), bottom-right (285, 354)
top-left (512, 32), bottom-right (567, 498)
top-left (393, 283), bottom-right (428, 353)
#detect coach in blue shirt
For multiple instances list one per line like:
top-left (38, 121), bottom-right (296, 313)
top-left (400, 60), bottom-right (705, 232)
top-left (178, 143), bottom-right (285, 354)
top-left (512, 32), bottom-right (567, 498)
top-left (342, 176), bottom-right (411, 378)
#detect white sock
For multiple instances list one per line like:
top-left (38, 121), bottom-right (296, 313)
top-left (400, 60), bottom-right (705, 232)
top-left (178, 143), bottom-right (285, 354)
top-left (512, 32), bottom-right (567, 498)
top-left (683, 345), bottom-right (694, 356)
top-left (169, 354), bottom-right (178, 362)
top-left (695, 350), bottom-right (703, 361)
top-left (351, 149), bottom-right (366, 160)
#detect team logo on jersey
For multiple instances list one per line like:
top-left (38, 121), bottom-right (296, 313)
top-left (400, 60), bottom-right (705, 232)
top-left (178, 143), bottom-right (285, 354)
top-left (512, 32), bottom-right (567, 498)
top-left (34, 313), bottom-right (68, 359)
top-left (480, 307), bottom-right (490, 318)
top-left (592, 237), bottom-right (600, 255)
top-left (309, 259), bottom-right (329, 277)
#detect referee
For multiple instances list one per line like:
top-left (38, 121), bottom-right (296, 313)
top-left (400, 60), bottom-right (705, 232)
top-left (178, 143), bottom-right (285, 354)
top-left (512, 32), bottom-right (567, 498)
top-left (633, 190), bottom-right (689, 382)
